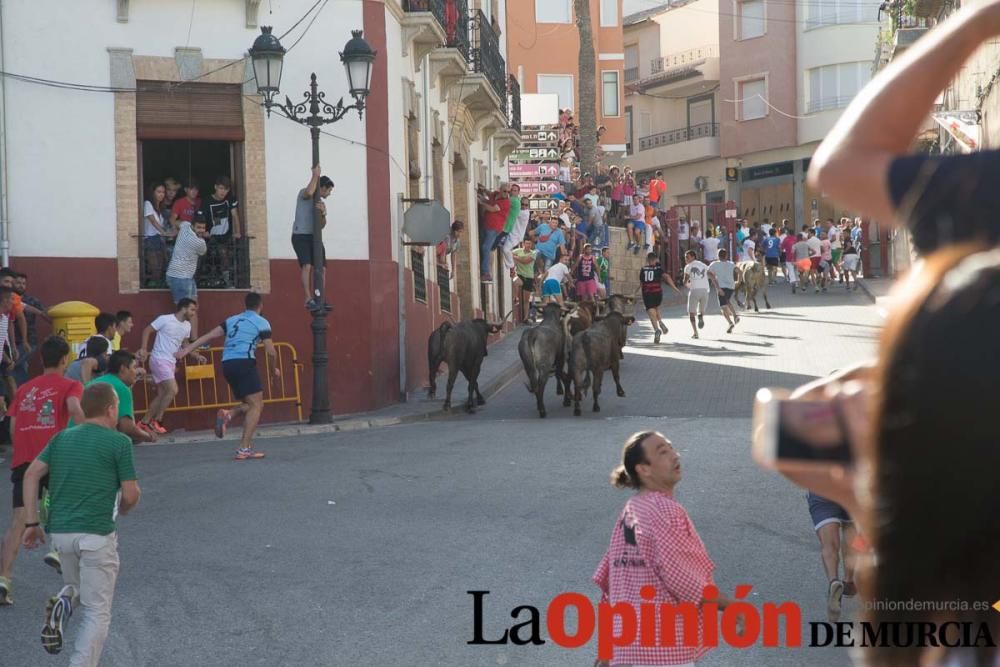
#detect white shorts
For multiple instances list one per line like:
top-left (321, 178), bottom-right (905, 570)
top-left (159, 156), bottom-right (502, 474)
top-left (842, 254), bottom-right (859, 271)
top-left (687, 288), bottom-right (709, 314)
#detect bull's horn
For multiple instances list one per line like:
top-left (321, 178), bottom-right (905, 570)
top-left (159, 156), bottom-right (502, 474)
top-left (499, 309), bottom-right (514, 325)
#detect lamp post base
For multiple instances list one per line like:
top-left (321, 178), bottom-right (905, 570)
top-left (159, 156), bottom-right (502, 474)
top-left (309, 306), bottom-right (332, 425)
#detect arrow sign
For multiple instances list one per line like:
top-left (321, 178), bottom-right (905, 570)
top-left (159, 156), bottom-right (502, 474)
top-left (517, 181), bottom-right (562, 196)
top-left (509, 163), bottom-right (559, 179)
top-left (527, 198), bottom-right (561, 211)
top-left (510, 147), bottom-right (560, 161)
top-left (523, 130), bottom-right (559, 143)
top-left (993, 600), bottom-right (1000, 614)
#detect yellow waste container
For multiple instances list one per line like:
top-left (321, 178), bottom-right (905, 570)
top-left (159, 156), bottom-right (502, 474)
top-left (48, 301), bottom-right (100, 347)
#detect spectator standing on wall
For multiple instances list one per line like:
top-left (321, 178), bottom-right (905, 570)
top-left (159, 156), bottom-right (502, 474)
top-left (201, 176), bottom-right (242, 288)
top-left (291, 166), bottom-right (334, 312)
top-left (648, 170), bottom-right (668, 212)
top-left (142, 183), bottom-right (168, 288)
top-left (165, 216), bottom-right (209, 340)
top-left (477, 183), bottom-right (510, 283)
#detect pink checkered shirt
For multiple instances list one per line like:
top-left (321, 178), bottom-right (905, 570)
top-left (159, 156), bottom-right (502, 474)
top-left (593, 491), bottom-right (716, 666)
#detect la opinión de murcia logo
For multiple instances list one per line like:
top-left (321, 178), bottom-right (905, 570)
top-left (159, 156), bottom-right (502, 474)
top-left (468, 590), bottom-right (999, 659)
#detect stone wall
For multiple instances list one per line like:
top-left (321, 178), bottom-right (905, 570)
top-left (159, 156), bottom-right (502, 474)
top-left (608, 227), bottom-right (646, 297)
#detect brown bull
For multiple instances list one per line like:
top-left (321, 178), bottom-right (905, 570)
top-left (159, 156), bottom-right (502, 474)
top-left (735, 253), bottom-right (771, 312)
top-left (431, 313), bottom-right (509, 413)
top-left (569, 311), bottom-right (635, 416)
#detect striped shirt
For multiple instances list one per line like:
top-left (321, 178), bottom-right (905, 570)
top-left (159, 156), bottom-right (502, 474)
top-left (37, 423), bottom-right (136, 536)
top-left (0, 313), bottom-right (9, 356)
top-left (166, 221), bottom-right (207, 279)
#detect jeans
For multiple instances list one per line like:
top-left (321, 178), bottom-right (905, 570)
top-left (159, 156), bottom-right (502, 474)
top-left (166, 275), bottom-right (197, 303)
top-left (51, 532), bottom-right (120, 667)
top-left (12, 341), bottom-right (33, 386)
top-left (588, 223), bottom-right (608, 249)
top-left (480, 229), bottom-right (500, 277)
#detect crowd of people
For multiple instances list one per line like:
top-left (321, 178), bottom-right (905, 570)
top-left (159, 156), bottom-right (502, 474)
top-left (141, 174), bottom-right (244, 290)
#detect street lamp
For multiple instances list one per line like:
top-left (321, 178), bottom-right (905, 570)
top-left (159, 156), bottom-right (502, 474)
top-left (249, 26), bottom-right (377, 425)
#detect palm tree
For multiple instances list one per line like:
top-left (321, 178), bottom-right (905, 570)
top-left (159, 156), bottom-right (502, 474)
top-left (574, 0), bottom-right (598, 175)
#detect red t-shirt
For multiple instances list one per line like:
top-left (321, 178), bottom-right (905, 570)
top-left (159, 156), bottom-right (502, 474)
top-left (171, 196), bottom-right (202, 224)
top-left (648, 178), bottom-right (667, 203)
top-left (10, 373), bottom-right (83, 468)
top-left (485, 197), bottom-right (510, 232)
top-left (780, 234), bottom-right (797, 259)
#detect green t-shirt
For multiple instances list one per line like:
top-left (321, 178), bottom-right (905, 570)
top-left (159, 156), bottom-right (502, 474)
top-left (512, 247), bottom-right (538, 279)
top-left (38, 423), bottom-right (137, 536)
top-left (88, 374), bottom-right (134, 421)
top-left (503, 197), bottom-right (522, 234)
top-left (596, 255), bottom-right (609, 283)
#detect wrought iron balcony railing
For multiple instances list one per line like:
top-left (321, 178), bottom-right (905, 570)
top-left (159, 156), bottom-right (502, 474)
top-left (508, 74), bottom-right (521, 131)
top-left (650, 45), bottom-right (718, 76)
top-left (403, 0), bottom-right (470, 61)
top-left (638, 122), bottom-right (719, 151)
top-left (471, 8), bottom-right (507, 116)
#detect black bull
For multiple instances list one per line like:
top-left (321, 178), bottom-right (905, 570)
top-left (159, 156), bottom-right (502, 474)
top-left (518, 303), bottom-right (571, 419)
top-left (427, 317), bottom-right (507, 412)
top-left (569, 311), bottom-right (635, 416)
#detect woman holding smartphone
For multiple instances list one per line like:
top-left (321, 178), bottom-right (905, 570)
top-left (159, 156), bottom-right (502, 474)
top-left (755, 1), bottom-right (1000, 663)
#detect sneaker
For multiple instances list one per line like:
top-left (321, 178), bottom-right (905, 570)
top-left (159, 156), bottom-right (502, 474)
top-left (234, 447), bottom-right (265, 461)
top-left (41, 588), bottom-right (73, 655)
top-left (843, 581), bottom-right (857, 597)
top-left (0, 576), bottom-right (11, 606)
top-left (44, 551), bottom-right (62, 575)
top-left (481, 274), bottom-right (493, 284)
top-left (659, 322), bottom-right (669, 334)
top-left (215, 409), bottom-right (232, 439)
top-left (691, 332), bottom-right (699, 339)
top-left (305, 298), bottom-right (319, 311)
top-left (697, 315), bottom-right (705, 330)
top-left (626, 241), bottom-right (635, 251)
top-left (137, 421), bottom-right (155, 435)
top-left (632, 245), bottom-right (641, 255)
top-left (734, 315), bottom-right (740, 324)
top-left (827, 579), bottom-right (845, 622)
top-left (149, 420), bottom-right (168, 435)
top-left (727, 323), bottom-right (734, 334)
top-left (654, 329), bottom-right (661, 344)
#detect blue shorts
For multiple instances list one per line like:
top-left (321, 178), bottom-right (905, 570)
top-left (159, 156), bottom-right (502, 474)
top-left (222, 359), bottom-right (262, 399)
top-left (542, 279), bottom-right (562, 297)
top-left (166, 275), bottom-right (197, 303)
top-left (629, 220), bottom-right (646, 231)
top-left (807, 492), bottom-right (852, 530)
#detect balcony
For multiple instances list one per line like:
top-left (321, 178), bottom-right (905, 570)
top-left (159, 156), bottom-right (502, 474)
top-left (630, 122), bottom-right (720, 171)
top-left (890, 7), bottom-right (929, 60)
top-left (471, 9), bottom-right (507, 116)
top-left (629, 45), bottom-right (719, 97)
top-left (625, 67), bottom-right (639, 83)
top-left (423, 0), bottom-right (471, 101)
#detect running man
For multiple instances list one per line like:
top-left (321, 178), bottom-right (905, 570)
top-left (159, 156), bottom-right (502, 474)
top-left (781, 226), bottom-right (799, 292)
top-left (21, 382), bottom-right (141, 664)
top-left (511, 239), bottom-right (538, 322)
top-left (683, 250), bottom-right (710, 339)
top-left (708, 249), bottom-right (740, 334)
top-left (0, 336), bottom-right (85, 605)
top-left (639, 252), bottom-right (679, 345)
top-left (178, 293), bottom-right (279, 460)
top-left (762, 228), bottom-right (782, 285)
top-left (807, 492), bottom-right (857, 621)
top-left (841, 240), bottom-right (861, 290)
top-left (136, 299), bottom-right (203, 434)
top-left (571, 243), bottom-right (599, 303)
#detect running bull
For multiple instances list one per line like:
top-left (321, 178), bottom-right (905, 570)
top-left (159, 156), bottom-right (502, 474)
top-left (428, 313), bottom-right (510, 413)
top-left (518, 302), bottom-right (572, 419)
top-left (569, 311), bottom-right (635, 416)
top-left (734, 252), bottom-right (771, 312)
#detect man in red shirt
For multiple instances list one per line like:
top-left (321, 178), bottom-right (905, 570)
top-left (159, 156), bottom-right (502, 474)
top-left (0, 336), bottom-right (84, 605)
top-left (169, 179), bottom-right (202, 232)
top-left (780, 223), bottom-right (799, 293)
top-left (477, 183), bottom-right (510, 283)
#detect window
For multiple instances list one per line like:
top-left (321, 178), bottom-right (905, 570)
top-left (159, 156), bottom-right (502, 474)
top-left (624, 44), bottom-right (639, 82)
top-left (412, 247), bottom-right (427, 303)
top-left (805, 0), bottom-right (879, 29)
top-left (807, 62), bottom-right (872, 113)
top-left (736, 0), bottom-right (765, 40)
top-left (687, 96), bottom-right (714, 128)
top-left (600, 0), bottom-right (618, 26)
top-left (602, 71), bottom-right (620, 117)
top-left (737, 77), bottom-right (767, 120)
top-left (438, 261), bottom-right (452, 313)
top-left (536, 0), bottom-right (570, 23)
top-left (537, 74), bottom-right (574, 111)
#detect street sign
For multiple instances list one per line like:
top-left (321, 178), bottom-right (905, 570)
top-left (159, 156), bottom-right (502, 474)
top-left (509, 163), bottom-right (559, 179)
top-left (517, 181), bottom-right (562, 196)
top-left (527, 198), bottom-right (561, 211)
top-left (510, 147), bottom-right (560, 161)
top-left (520, 128), bottom-right (559, 144)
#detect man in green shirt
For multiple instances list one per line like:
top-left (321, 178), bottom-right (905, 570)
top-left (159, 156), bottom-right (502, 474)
top-left (82, 350), bottom-right (154, 444)
top-left (512, 238), bottom-right (539, 322)
top-left (22, 381), bottom-right (141, 662)
top-left (596, 246), bottom-right (611, 298)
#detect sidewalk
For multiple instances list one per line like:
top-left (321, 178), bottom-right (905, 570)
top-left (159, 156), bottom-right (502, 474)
top-left (148, 329), bottom-right (526, 447)
top-left (856, 277), bottom-right (894, 307)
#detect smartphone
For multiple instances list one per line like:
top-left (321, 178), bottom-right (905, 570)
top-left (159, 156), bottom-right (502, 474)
top-left (752, 388), bottom-right (853, 466)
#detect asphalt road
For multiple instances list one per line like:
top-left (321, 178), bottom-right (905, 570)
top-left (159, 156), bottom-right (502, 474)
top-left (0, 282), bottom-right (881, 666)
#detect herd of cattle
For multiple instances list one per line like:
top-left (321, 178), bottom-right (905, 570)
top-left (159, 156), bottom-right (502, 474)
top-left (427, 295), bottom-right (637, 418)
top-left (426, 255), bottom-right (774, 418)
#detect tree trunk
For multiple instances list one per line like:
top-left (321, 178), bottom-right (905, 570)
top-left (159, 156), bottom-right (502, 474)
top-left (574, 0), bottom-right (598, 175)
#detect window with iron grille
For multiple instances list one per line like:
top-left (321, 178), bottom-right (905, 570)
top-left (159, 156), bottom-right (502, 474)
top-left (412, 247), bottom-right (427, 303)
top-left (438, 262), bottom-right (452, 313)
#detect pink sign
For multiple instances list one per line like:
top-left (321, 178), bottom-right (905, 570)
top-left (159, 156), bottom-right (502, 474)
top-left (509, 163), bottom-right (560, 179)
top-left (517, 181), bottom-right (562, 196)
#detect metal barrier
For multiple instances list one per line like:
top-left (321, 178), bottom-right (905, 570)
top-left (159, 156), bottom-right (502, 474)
top-left (132, 341), bottom-right (303, 421)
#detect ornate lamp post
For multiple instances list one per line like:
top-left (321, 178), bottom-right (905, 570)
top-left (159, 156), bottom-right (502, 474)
top-left (249, 26), bottom-right (377, 424)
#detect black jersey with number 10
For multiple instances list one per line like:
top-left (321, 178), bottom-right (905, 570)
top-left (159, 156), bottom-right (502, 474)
top-left (640, 265), bottom-right (663, 294)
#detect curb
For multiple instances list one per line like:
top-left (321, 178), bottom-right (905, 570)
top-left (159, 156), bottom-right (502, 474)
top-left (142, 355), bottom-right (526, 448)
top-left (856, 280), bottom-right (877, 305)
